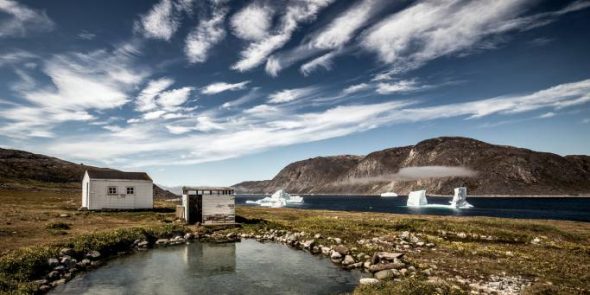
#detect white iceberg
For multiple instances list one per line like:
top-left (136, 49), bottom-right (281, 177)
top-left (449, 187), bottom-right (473, 208)
top-left (380, 192), bottom-right (398, 197)
top-left (246, 189), bottom-right (303, 208)
top-left (407, 190), bottom-right (428, 207)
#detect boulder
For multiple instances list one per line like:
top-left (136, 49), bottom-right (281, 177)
top-left (39, 284), bottom-right (51, 292)
top-left (333, 245), bottom-right (349, 255)
top-left (47, 271), bottom-right (60, 280)
top-left (320, 246), bottom-right (331, 256)
top-left (333, 238), bottom-right (342, 244)
top-left (359, 278), bottom-right (380, 285)
top-left (51, 279), bottom-right (66, 287)
top-left (368, 262), bottom-right (406, 273)
top-left (86, 250), bottom-right (101, 260)
top-left (374, 270), bottom-right (394, 280)
top-left (47, 258), bottom-right (59, 267)
top-left (372, 252), bottom-right (404, 264)
top-left (301, 239), bottom-right (315, 249)
top-left (342, 255), bottom-right (355, 265)
top-left (137, 241), bottom-right (149, 248)
top-left (330, 251), bottom-right (342, 262)
top-left (314, 233), bottom-right (322, 239)
top-left (155, 239), bottom-right (169, 246)
top-left (59, 248), bottom-right (74, 256)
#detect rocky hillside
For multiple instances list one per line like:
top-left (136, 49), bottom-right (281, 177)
top-left (233, 137), bottom-right (590, 195)
top-left (0, 148), bottom-right (178, 198)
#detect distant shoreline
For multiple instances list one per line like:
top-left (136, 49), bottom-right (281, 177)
top-left (236, 193), bottom-right (590, 198)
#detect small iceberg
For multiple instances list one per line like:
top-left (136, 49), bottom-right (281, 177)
top-left (407, 190), bottom-right (428, 207)
top-left (246, 189), bottom-right (303, 208)
top-left (449, 187), bottom-right (473, 209)
top-left (380, 192), bottom-right (398, 197)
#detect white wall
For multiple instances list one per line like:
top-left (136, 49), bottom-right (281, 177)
top-left (87, 179), bottom-right (153, 210)
top-left (81, 172), bottom-right (89, 208)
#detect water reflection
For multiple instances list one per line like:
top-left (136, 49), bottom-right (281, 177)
top-left (50, 240), bottom-right (360, 295)
top-left (183, 242), bottom-right (236, 276)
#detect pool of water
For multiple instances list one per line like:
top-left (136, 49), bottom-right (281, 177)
top-left (237, 195), bottom-right (590, 222)
top-left (50, 240), bottom-right (361, 295)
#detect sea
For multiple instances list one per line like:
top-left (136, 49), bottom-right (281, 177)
top-left (236, 195), bottom-right (590, 222)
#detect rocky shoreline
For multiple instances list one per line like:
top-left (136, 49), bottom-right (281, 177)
top-left (32, 225), bottom-right (537, 294)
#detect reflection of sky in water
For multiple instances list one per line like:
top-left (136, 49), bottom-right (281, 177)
top-left (50, 240), bottom-right (361, 295)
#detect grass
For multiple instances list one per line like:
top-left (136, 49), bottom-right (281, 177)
top-left (236, 207), bottom-right (590, 294)
top-left (1, 189), bottom-right (589, 294)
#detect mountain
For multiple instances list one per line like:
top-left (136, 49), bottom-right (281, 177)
top-left (233, 137), bottom-right (590, 196)
top-left (0, 148), bottom-right (178, 198)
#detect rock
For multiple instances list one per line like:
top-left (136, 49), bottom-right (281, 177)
top-left (90, 260), bottom-right (103, 267)
top-left (155, 238), bottom-right (169, 246)
top-left (51, 279), bottom-right (66, 287)
top-left (59, 248), bottom-right (74, 256)
top-left (86, 250), bottom-right (101, 260)
top-left (79, 259), bottom-right (91, 268)
top-left (400, 231), bottom-right (410, 240)
top-left (302, 239), bottom-right (315, 249)
top-left (416, 242), bottom-right (425, 247)
top-left (330, 251), bottom-right (342, 261)
top-left (374, 270), bottom-right (394, 280)
top-left (33, 279), bottom-right (49, 285)
top-left (53, 265), bottom-right (65, 272)
top-left (342, 255), bottom-right (355, 265)
top-left (426, 243), bottom-right (436, 248)
top-left (531, 237), bottom-right (541, 244)
top-left (47, 271), bottom-right (60, 280)
top-left (346, 262), bottom-right (363, 270)
top-left (457, 232), bottom-right (467, 239)
top-left (59, 213), bottom-right (69, 218)
top-left (137, 241), bottom-right (149, 248)
top-left (372, 252), bottom-right (404, 264)
top-left (400, 268), bottom-right (408, 276)
top-left (39, 284), bottom-right (51, 292)
top-left (363, 261), bottom-right (371, 269)
top-left (333, 238), bottom-right (342, 244)
top-left (333, 245), bottom-right (349, 255)
top-left (359, 278), bottom-right (380, 285)
top-left (320, 246), bottom-right (331, 256)
top-left (314, 233), bottom-right (322, 239)
top-left (311, 246), bottom-right (321, 255)
top-left (368, 262), bottom-right (406, 273)
top-left (184, 233), bottom-right (193, 240)
top-left (48, 258), bottom-right (59, 267)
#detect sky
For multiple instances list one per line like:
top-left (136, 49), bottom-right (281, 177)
top-left (0, 0), bottom-right (589, 186)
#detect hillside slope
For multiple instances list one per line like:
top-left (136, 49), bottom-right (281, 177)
top-left (0, 148), bottom-right (178, 198)
top-left (233, 137), bottom-right (590, 195)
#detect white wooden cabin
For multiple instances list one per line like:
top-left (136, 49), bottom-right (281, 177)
top-left (82, 170), bottom-right (153, 210)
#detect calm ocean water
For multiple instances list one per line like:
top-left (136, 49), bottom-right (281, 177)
top-left (237, 195), bottom-right (590, 222)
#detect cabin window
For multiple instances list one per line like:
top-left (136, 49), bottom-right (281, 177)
top-left (107, 186), bottom-right (117, 195)
top-left (126, 187), bottom-right (135, 195)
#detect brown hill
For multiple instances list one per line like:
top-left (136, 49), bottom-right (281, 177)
top-left (233, 137), bottom-right (590, 195)
top-left (0, 148), bottom-right (178, 198)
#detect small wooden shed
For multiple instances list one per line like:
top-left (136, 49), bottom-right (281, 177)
top-left (178, 186), bottom-right (235, 225)
top-left (82, 170), bottom-right (153, 210)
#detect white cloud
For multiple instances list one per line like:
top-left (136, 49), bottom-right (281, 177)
top-left (232, 0), bottom-right (334, 72)
top-left (299, 51), bottom-right (337, 76)
top-left (184, 3), bottom-right (228, 63)
top-left (136, 78), bottom-right (175, 112)
top-left (157, 86), bottom-right (194, 110)
top-left (230, 3), bottom-right (273, 41)
top-left (312, 0), bottom-right (385, 49)
top-left (143, 110), bottom-right (166, 120)
top-left (363, 0), bottom-right (590, 79)
top-left (137, 0), bottom-right (180, 41)
top-left (0, 0), bottom-right (55, 38)
top-left (268, 87), bottom-right (317, 104)
top-left (36, 79), bottom-right (590, 167)
top-left (78, 31), bottom-right (96, 40)
top-left (376, 80), bottom-right (425, 95)
top-left (264, 0), bottom-right (383, 76)
top-left (201, 81), bottom-right (250, 95)
top-left (538, 112), bottom-right (555, 119)
top-left (342, 83), bottom-right (371, 95)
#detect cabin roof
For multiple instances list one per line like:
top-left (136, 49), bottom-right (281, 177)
top-left (182, 186), bottom-right (234, 191)
top-left (86, 170), bottom-right (152, 181)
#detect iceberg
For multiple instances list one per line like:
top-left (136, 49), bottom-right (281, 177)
top-left (450, 187), bottom-right (473, 208)
top-left (407, 190), bottom-right (428, 207)
top-left (380, 192), bottom-right (398, 197)
top-left (246, 189), bottom-right (303, 208)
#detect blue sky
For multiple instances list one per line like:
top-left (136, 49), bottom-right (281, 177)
top-left (0, 0), bottom-right (589, 186)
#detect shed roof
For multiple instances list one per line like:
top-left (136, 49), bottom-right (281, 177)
top-left (86, 170), bottom-right (152, 181)
top-left (182, 186), bottom-right (234, 191)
